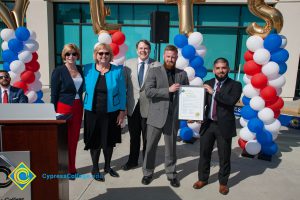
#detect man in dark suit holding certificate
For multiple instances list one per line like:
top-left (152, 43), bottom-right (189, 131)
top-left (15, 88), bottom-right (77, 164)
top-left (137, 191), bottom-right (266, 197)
top-left (193, 58), bottom-right (242, 195)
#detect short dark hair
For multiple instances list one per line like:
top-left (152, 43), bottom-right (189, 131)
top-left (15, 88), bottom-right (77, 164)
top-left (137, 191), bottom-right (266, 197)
top-left (0, 69), bottom-right (9, 75)
top-left (164, 45), bottom-right (178, 54)
top-left (214, 57), bottom-right (229, 67)
top-left (136, 40), bottom-right (151, 50)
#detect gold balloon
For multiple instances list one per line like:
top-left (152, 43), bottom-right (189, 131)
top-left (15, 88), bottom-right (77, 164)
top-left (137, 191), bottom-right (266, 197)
top-left (90, 0), bottom-right (121, 34)
top-left (165, 0), bottom-right (205, 36)
top-left (0, 1), bottom-right (17, 29)
top-left (11, 0), bottom-right (30, 27)
top-left (247, 0), bottom-right (283, 38)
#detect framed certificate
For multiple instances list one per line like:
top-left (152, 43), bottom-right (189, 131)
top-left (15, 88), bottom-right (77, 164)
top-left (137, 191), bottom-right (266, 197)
top-left (178, 86), bottom-right (205, 120)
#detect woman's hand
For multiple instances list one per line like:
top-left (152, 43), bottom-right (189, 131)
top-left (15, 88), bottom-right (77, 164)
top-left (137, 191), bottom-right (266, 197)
top-left (116, 111), bottom-right (126, 126)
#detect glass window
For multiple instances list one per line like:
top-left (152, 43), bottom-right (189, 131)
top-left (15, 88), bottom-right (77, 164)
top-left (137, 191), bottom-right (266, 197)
top-left (81, 25), bottom-right (98, 64)
top-left (82, 4), bottom-right (92, 24)
top-left (134, 5), bottom-right (157, 25)
top-left (55, 25), bottom-right (80, 53)
top-left (106, 4), bottom-right (119, 24)
top-left (55, 4), bottom-right (80, 23)
top-left (158, 4), bottom-right (179, 26)
top-left (241, 6), bottom-right (265, 27)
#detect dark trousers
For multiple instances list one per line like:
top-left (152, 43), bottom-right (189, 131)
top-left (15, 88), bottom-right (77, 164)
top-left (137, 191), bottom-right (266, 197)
top-left (90, 146), bottom-right (113, 173)
top-left (127, 102), bottom-right (147, 165)
top-left (198, 121), bottom-right (232, 185)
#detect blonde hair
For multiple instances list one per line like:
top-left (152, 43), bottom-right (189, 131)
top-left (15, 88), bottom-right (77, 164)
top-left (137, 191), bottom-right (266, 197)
top-left (61, 43), bottom-right (81, 61)
top-left (93, 43), bottom-right (114, 63)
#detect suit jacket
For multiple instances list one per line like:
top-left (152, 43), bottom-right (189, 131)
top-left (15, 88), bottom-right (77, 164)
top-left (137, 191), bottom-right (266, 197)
top-left (145, 66), bottom-right (189, 128)
top-left (0, 86), bottom-right (28, 103)
top-left (50, 64), bottom-right (84, 111)
top-left (124, 58), bottom-right (161, 118)
top-left (200, 78), bottom-right (242, 139)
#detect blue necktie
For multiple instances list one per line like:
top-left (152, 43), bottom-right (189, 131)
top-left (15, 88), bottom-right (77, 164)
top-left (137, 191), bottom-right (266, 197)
top-left (138, 62), bottom-right (145, 87)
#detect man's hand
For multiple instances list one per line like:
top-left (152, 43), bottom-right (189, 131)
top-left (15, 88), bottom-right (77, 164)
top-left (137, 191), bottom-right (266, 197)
top-left (169, 83), bottom-right (180, 92)
top-left (203, 84), bottom-right (214, 95)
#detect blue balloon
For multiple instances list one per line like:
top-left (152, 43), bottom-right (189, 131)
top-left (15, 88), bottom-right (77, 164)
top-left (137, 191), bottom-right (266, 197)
top-left (242, 96), bottom-right (251, 106)
top-left (240, 105), bottom-right (257, 120)
top-left (256, 130), bottom-right (273, 145)
top-left (180, 120), bottom-right (188, 128)
top-left (195, 66), bottom-right (207, 79)
top-left (179, 127), bottom-right (193, 141)
top-left (248, 118), bottom-right (264, 133)
top-left (8, 38), bottom-right (24, 53)
top-left (34, 99), bottom-right (44, 104)
top-left (278, 62), bottom-right (287, 75)
top-left (182, 45), bottom-right (196, 60)
top-left (174, 34), bottom-right (188, 48)
top-left (36, 90), bottom-right (44, 99)
top-left (3, 62), bottom-right (10, 71)
top-left (2, 50), bottom-right (18, 63)
top-left (264, 34), bottom-right (282, 52)
top-left (261, 142), bottom-right (278, 155)
top-left (190, 56), bottom-right (204, 69)
top-left (271, 48), bottom-right (289, 63)
top-left (15, 27), bottom-right (30, 41)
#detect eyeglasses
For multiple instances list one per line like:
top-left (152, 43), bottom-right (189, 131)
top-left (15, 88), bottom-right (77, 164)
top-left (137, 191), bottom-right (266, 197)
top-left (65, 52), bottom-right (78, 57)
top-left (97, 52), bottom-right (110, 56)
top-left (0, 75), bottom-right (10, 80)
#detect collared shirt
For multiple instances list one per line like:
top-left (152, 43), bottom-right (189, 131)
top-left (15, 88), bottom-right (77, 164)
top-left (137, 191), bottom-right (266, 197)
top-left (1, 86), bottom-right (10, 103)
top-left (138, 57), bottom-right (149, 86)
top-left (209, 78), bottom-right (226, 120)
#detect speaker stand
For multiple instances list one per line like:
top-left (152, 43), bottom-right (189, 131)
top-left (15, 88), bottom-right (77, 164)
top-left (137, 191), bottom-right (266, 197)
top-left (154, 43), bottom-right (161, 62)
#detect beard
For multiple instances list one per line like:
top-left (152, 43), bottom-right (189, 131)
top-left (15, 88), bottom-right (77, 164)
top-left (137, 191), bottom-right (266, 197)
top-left (215, 73), bottom-right (228, 82)
top-left (164, 62), bottom-right (175, 70)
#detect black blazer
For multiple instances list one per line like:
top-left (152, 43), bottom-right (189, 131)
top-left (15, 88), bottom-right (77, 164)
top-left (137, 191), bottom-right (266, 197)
top-left (0, 86), bottom-right (28, 103)
top-left (50, 64), bottom-right (84, 111)
top-left (200, 78), bottom-right (242, 139)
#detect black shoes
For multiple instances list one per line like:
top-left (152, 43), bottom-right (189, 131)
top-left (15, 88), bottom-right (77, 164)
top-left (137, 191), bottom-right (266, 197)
top-left (122, 163), bottom-right (138, 171)
top-left (92, 172), bottom-right (105, 182)
top-left (168, 178), bottom-right (180, 187)
top-left (141, 176), bottom-right (153, 185)
top-left (104, 168), bottom-right (120, 177)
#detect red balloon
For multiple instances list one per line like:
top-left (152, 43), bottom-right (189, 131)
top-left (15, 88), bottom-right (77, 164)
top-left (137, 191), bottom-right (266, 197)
top-left (25, 61), bottom-right (40, 72)
top-left (21, 70), bottom-right (35, 84)
top-left (265, 96), bottom-right (278, 106)
top-left (238, 138), bottom-right (247, 150)
top-left (112, 31), bottom-right (125, 45)
top-left (13, 81), bottom-right (28, 93)
top-left (244, 50), bottom-right (254, 61)
top-left (274, 110), bottom-right (281, 118)
top-left (32, 52), bottom-right (38, 61)
top-left (260, 86), bottom-right (277, 101)
top-left (244, 60), bottom-right (262, 76)
top-left (267, 97), bottom-right (284, 111)
top-left (251, 73), bottom-right (268, 89)
top-left (110, 43), bottom-right (119, 56)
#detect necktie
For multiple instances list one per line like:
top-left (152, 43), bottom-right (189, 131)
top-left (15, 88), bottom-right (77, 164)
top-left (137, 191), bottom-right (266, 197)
top-left (212, 82), bottom-right (221, 120)
top-left (138, 62), bottom-right (145, 87)
top-left (3, 90), bottom-right (8, 104)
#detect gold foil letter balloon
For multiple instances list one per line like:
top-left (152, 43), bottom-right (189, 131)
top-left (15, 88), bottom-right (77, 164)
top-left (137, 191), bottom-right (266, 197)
top-left (247, 0), bottom-right (283, 38)
top-left (165, 0), bottom-right (205, 36)
top-left (90, 0), bottom-right (121, 34)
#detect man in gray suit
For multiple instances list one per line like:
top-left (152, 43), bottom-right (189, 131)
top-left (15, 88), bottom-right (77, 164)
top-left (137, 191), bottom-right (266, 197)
top-left (142, 45), bottom-right (189, 187)
top-left (122, 40), bottom-right (161, 170)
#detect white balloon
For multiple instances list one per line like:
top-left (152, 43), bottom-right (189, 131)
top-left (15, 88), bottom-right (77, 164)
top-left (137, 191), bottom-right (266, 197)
top-left (239, 127), bottom-right (256, 141)
top-left (24, 40), bottom-right (39, 52)
top-left (29, 30), bottom-right (37, 40)
top-left (184, 67), bottom-right (195, 81)
top-left (196, 45), bottom-right (207, 58)
top-left (188, 32), bottom-right (203, 48)
top-left (276, 87), bottom-right (282, 96)
top-left (35, 71), bottom-right (41, 80)
top-left (264, 119), bottom-right (281, 133)
top-left (112, 56), bottom-right (126, 66)
top-left (98, 33), bottom-right (112, 44)
top-left (190, 77), bottom-right (203, 86)
top-left (253, 48), bottom-right (270, 65)
top-left (187, 122), bottom-right (201, 133)
top-left (246, 35), bottom-right (264, 52)
top-left (193, 131), bottom-right (200, 138)
top-left (178, 48), bottom-right (182, 57)
top-left (245, 140), bottom-right (261, 155)
top-left (8, 71), bottom-right (20, 84)
top-left (249, 96), bottom-right (265, 111)
top-left (9, 60), bottom-right (25, 74)
top-left (280, 35), bottom-right (287, 48)
top-left (262, 62), bottom-right (279, 78)
top-left (28, 80), bottom-right (42, 92)
top-left (239, 117), bottom-right (248, 127)
top-left (271, 131), bottom-right (279, 141)
top-left (26, 90), bottom-right (38, 103)
top-left (119, 43), bottom-right (128, 55)
top-left (258, 108), bottom-right (275, 124)
top-left (0, 29), bottom-right (15, 41)
top-left (1, 41), bottom-right (8, 50)
top-left (243, 74), bottom-right (252, 84)
top-left (268, 75), bottom-right (286, 88)
top-left (94, 42), bottom-right (100, 50)
top-left (176, 56), bottom-right (189, 70)
top-left (18, 50), bottom-right (33, 63)
top-left (243, 83), bottom-right (259, 98)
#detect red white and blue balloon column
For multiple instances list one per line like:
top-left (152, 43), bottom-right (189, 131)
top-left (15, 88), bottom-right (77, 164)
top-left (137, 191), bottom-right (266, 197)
top-left (1, 27), bottom-right (43, 103)
top-left (239, 33), bottom-right (288, 157)
top-left (173, 32), bottom-right (207, 142)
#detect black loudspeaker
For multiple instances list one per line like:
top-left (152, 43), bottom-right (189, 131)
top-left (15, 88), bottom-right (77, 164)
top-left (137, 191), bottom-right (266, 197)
top-left (150, 11), bottom-right (170, 43)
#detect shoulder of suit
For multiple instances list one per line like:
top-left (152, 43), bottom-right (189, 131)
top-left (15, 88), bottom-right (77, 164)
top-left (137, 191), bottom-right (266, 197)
top-left (10, 86), bottom-right (22, 93)
top-left (124, 58), bottom-right (137, 66)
